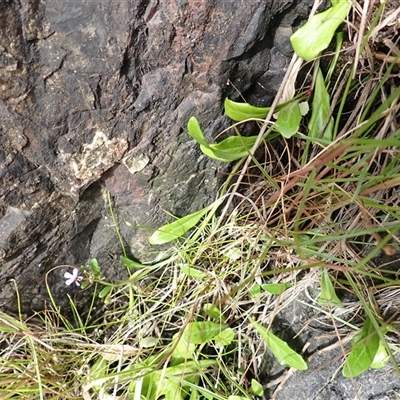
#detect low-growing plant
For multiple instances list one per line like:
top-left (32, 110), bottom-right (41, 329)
top-left (1, 1), bottom-right (400, 399)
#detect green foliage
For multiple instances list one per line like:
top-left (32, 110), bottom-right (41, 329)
top-left (251, 379), bottom-right (264, 396)
top-left (127, 358), bottom-right (217, 400)
top-left (187, 117), bottom-right (257, 162)
top-left (120, 255), bottom-right (148, 269)
top-left (261, 283), bottom-right (292, 295)
top-left (308, 68), bottom-right (334, 141)
top-left (89, 258), bottom-right (101, 278)
top-left (249, 318), bottom-right (308, 370)
top-left (290, 0), bottom-right (351, 61)
top-left (98, 285), bottom-right (112, 299)
top-left (317, 268), bottom-right (343, 307)
top-left (370, 340), bottom-right (390, 369)
top-left (275, 100), bottom-right (303, 139)
top-left (342, 317), bottom-right (381, 378)
top-left (203, 303), bottom-right (226, 322)
top-left (149, 200), bottom-right (221, 244)
top-left (180, 264), bottom-right (207, 278)
top-left (224, 97), bottom-right (270, 121)
top-left (183, 321), bottom-right (229, 344)
top-left (214, 328), bottom-right (235, 347)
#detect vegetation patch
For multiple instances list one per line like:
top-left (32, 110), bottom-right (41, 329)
top-left (1, 1), bottom-right (400, 399)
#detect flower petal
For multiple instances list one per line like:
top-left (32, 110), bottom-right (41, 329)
top-left (65, 278), bottom-right (74, 286)
top-left (64, 272), bottom-right (73, 279)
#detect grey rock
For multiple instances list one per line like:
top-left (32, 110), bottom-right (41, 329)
top-left (0, 0), bottom-right (320, 314)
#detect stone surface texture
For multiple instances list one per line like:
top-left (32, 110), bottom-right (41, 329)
top-left (264, 262), bottom-right (400, 400)
top-left (0, 0), bottom-right (313, 313)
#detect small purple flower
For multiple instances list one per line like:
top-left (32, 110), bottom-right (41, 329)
top-left (64, 268), bottom-right (83, 286)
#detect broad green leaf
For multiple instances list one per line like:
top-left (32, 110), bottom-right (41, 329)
top-left (342, 317), bottom-right (380, 378)
top-left (180, 264), bottom-right (207, 278)
top-left (250, 317), bottom-right (308, 370)
top-left (249, 283), bottom-right (262, 298)
top-left (98, 285), bottom-right (112, 299)
top-left (201, 135), bottom-right (257, 161)
top-left (187, 117), bottom-right (210, 147)
top-left (290, 0), bottom-right (351, 61)
top-left (275, 100), bottom-right (302, 139)
top-left (187, 116), bottom-right (257, 161)
top-left (120, 256), bottom-right (147, 269)
top-left (213, 327), bottom-right (235, 347)
top-left (170, 333), bottom-right (196, 365)
top-left (203, 303), bottom-right (225, 321)
top-left (317, 268), bottom-right (343, 307)
top-left (370, 340), bottom-right (389, 369)
top-left (183, 321), bottom-right (228, 344)
top-left (224, 98), bottom-right (269, 121)
top-left (228, 397), bottom-right (248, 400)
top-left (149, 206), bottom-right (211, 245)
top-left (261, 283), bottom-right (292, 295)
top-left (308, 68), bottom-right (334, 141)
top-left (251, 379), bottom-right (264, 396)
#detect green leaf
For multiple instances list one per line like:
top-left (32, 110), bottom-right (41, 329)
top-left (261, 283), bottom-right (292, 295)
top-left (201, 135), bottom-right (257, 161)
top-left (317, 268), bottom-right (343, 307)
top-left (187, 116), bottom-right (257, 161)
top-left (249, 317), bottom-right (308, 370)
top-left (203, 303), bottom-right (225, 321)
top-left (149, 206), bottom-right (211, 245)
top-left (80, 280), bottom-right (90, 289)
top-left (189, 388), bottom-right (200, 400)
top-left (342, 317), bottom-right (380, 378)
top-left (183, 321), bottom-right (228, 344)
top-left (140, 336), bottom-right (159, 348)
top-left (170, 333), bottom-right (196, 365)
top-left (290, 0), bottom-right (351, 61)
top-left (98, 285), bottom-right (112, 299)
top-left (275, 100), bottom-right (302, 139)
top-left (89, 258), bottom-right (100, 277)
top-left (224, 98), bottom-right (269, 121)
top-left (251, 379), bottom-right (264, 396)
top-left (187, 117), bottom-right (210, 147)
top-left (249, 283), bottom-right (261, 298)
top-left (213, 327), bottom-right (235, 347)
top-left (370, 340), bottom-right (389, 369)
top-left (120, 256), bottom-right (147, 269)
top-left (180, 264), bottom-right (207, 278)
top-left (308, 68), bottom-right (334, 141)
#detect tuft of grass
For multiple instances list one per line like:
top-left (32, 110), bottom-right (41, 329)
top-left (1, 1), bottom-right (400, 399)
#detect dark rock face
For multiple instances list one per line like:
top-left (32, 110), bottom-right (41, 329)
top-left (0, 0), bottom-right (316, 313)
top-left (267, 280), bottom-right (400, 400)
